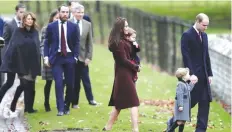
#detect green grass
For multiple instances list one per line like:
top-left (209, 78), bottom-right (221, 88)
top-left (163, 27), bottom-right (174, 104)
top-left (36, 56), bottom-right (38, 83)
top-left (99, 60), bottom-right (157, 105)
top-left (26, 44), bottom-right (231, 132)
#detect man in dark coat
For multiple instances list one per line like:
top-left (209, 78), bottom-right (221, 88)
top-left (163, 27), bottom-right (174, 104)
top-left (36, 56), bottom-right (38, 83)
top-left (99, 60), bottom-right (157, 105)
top-left (0, 3), bottom-right (26, 103)
top-left (167, 13), bottom-right (213, 132)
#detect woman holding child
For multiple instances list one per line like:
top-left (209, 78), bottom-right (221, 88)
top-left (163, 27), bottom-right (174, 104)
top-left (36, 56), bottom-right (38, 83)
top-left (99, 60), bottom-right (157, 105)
top-left (103, 17), bottom-right (140, 132)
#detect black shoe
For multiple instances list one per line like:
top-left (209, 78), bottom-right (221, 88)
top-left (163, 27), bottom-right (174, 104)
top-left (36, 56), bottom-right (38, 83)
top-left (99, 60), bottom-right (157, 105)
top-left (64, 110), bottom-right (70, 115)
top-left (57, 111), bottom-right (64, 116)
top-left (166, 118), bottom-right (175, 132)
top-left (102, 127), bottom-right (106, 131)
top-left (44, 103), bottom-right (51, 112)
top-left (89, 100), bottom-right (97, 105)
top-left (28, 109), bottom-right (38, 114)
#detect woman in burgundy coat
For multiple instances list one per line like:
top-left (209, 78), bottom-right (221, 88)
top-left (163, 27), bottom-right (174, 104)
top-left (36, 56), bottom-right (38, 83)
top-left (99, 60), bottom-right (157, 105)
top-left (103, 17), bottom-right (140, 132)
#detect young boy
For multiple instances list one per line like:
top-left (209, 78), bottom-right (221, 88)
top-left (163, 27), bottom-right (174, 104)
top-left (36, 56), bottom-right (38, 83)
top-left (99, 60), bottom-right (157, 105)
top-left (126, 27), bottom-right (140, 82)
top-left (166, 68), bottom-right (197, 132)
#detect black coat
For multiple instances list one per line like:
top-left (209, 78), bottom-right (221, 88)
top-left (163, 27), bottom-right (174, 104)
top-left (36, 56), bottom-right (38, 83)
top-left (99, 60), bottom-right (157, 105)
top-left (0, 27), bottom-right (41, 77)
top-left (181, 27), bottom-right (213, 102)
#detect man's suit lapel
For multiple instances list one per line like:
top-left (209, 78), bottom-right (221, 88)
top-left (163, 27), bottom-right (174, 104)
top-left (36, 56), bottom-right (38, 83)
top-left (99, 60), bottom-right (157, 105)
top-left (202, 33), bottom-right (207, 57)
top-left (191, 27), bottom-right (202, 45)
top-left (81, 20), bottom-right (87, 36)
top-left (66, 21), bottom-right (70, 42)
top-left (54, 21), bottom-right (59, 41)
top-left (12, 19), bottom-right (18, 28)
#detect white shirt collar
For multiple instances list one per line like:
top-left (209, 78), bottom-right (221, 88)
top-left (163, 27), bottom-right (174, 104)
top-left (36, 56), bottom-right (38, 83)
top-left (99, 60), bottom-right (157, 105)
top-left (74, 19), bottom-right (82, 24)
top-left (14, 16), bottom-right (21, 26)
top-left (193, 25), bottom-right (199, 34)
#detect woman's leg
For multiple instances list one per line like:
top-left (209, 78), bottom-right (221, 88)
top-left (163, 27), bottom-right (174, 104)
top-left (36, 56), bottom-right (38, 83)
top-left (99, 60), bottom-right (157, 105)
top-left (130, 107), bottom-right (139, 132)
top-left (103, 106), bottom-right (121, 130)
top-left (26, 80), bottom-right (37, 113)
top-left (44, 80), bottom-right (52, 111)
top-left (10, 79), bottom-right (24, 112)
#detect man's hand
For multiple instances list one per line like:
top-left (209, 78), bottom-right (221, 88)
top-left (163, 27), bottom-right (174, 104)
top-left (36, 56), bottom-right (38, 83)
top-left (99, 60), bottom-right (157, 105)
top-left (190, 75), bottom-right (198, 84)
top-left (178, 107), bottom-right (183, 111)
top-left (44, 57), bottom-right (50, 67)
top-left (85, 58), bottom-right (91, 66)
top-left (208, 76), bottom-right (213, 84)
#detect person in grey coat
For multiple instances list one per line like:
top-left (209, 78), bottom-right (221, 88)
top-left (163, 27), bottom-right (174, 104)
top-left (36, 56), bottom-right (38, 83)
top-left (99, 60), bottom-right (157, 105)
top-left (69, 4), bottom-right (97, 108)
top-left (166, 68), bottom-right (198, 132)
top-left (40, 9), bottom-right (59, 112)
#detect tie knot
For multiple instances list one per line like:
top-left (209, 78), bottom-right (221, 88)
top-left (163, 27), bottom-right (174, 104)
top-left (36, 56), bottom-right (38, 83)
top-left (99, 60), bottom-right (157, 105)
top-left (61, 21), bottom-right (65, 24)
top-left (77, 20), bottom-right (80, 24)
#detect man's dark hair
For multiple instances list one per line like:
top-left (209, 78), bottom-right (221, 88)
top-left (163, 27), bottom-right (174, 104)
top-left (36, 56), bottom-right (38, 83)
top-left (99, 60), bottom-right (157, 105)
top-left (67, 0), bottom-right (79, 6)
top-left (58, 4), bottom-right (69, 12)
top-left (15, 3), bottom-right (26, 11)
top-left (67, 1), bottom-right (72, 6)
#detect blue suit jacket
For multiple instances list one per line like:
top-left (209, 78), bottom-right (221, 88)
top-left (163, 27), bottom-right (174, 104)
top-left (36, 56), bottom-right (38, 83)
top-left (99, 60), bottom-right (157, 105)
top-left (181, 27), bottom-right (213, 101)
top-left (0, 17), bottom-right (4, 37)
top-left (44, 20), bottom-right (80, 64)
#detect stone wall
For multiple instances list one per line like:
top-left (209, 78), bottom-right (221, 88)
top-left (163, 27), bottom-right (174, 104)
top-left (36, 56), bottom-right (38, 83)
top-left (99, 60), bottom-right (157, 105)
top-left (208, 34), bottom-right (231, 113)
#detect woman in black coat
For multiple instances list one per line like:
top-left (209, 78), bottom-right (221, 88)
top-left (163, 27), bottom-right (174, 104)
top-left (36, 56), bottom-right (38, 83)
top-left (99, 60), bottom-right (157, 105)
top-left (0, 12), bottom-right (41, 113)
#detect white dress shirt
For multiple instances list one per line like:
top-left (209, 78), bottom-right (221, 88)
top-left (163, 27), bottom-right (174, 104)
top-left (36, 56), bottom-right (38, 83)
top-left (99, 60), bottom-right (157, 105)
top-left (14, 17), bottom-right (21, 27)
top-left (58, 19), bottom-right (71, 52)
top-left (74, 19), bottom-right (82, 36)
top-left (193, 25), bottom-right (202, 41)
top-left (193, 25), bottom-right (199, 34)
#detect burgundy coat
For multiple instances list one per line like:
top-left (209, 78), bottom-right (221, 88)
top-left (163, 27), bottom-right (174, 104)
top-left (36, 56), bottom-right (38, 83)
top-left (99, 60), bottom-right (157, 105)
top-left (108, 39), bottom-right (140, 109)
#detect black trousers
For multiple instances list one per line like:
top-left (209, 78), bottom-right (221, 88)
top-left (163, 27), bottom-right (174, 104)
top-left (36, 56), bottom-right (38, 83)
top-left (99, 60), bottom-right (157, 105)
top-left (10, 78), bottom-right (36, 112)
top-left (72, 61), bottom-right (94, 105)
top-left (0, 72), bottom-right (16, 103)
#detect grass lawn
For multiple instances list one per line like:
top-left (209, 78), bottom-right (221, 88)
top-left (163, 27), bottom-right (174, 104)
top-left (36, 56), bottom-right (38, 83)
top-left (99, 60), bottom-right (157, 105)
top-left (26, 44), bottom-right (231, 132)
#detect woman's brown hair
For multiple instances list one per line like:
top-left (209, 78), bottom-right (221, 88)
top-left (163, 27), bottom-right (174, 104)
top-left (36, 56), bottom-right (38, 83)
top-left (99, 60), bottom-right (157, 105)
top-left (108, 17), bottom-right (127, 48)
top-left (21, 12), bottom-right (38, 29)
top-left (48, 10), bottom-right (59, 23)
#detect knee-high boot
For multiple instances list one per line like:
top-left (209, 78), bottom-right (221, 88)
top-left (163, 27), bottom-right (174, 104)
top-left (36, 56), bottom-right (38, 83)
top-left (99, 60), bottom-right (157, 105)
top-left (26, 80), bottom-right (37, 113)
top-left (178, 124), bottom-right (184, 132)
top-left (167, 122), bottom-right (178, 132)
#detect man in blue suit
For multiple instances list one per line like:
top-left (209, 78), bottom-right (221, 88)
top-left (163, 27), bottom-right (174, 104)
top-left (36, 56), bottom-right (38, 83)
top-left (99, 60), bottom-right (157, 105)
top-left (167, 13), bottom-right (213, 132)
top-left (44, 4), bottom-right (80, 116)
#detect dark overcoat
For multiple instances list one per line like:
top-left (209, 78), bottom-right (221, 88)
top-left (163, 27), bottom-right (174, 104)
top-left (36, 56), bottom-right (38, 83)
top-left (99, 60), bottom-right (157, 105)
top-left (108, 39), bottom-right (140, 109)
top-left (181, 27), bottom-right (213, 102)
top-left (0, 27), bottom-right (41, 78)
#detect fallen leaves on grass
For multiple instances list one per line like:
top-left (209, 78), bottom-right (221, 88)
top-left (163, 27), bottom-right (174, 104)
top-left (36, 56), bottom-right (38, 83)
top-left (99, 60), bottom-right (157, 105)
top-left (140, 99), bottom-right (174, 114)
top-left (38, 121), bottom-right (49, 126)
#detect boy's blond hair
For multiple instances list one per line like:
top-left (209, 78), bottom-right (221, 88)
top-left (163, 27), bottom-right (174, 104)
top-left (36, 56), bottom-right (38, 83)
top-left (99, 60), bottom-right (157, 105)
top-left (128, 27), bottom-right (136, 36)
top-left (175, 68), bottom-right (189, 79)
